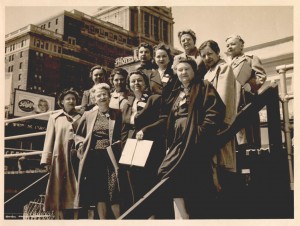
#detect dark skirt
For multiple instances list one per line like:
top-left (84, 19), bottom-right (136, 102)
top-left (82, 149), bottom-right (120, 205)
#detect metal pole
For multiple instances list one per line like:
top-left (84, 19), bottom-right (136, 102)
top-left (4, 151), bottom-right (43, 158)
top-left (4, 173), bottom-right (49, 205)
top-left (277, 66), bottom-right (294, 191)
top-left (5, 131), bottom-right (46, 141)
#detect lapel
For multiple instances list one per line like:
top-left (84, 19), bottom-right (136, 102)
top-left (108, 110), bottom-right (115, 145)
top-left (150, 70), bottom-right (162, 86)
top-left (87, 109), bottom-right (98, 136)
top-left (124, 96), bottom-right (135, 123)
top-left (231, 54), bottom-right (247, 69)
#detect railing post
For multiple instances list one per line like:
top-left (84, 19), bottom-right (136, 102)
top-left (276, 65), bottom-right (294, 191)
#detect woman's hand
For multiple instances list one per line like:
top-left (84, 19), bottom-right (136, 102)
top-left (77, 144), bottom-right (84, 160)
top-left (44, 165), bottom-right (51, 172)
top-left (136, 130), bottom-right (144, 140)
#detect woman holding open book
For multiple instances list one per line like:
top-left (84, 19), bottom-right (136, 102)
top-left (75, 83), bottom-right (124, 219)
top-left (121, 70), bottom-right (165, 218)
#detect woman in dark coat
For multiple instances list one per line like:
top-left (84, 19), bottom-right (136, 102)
top-left (121, 70), bottom-right (165, 218)
top-left (158, 57), bottom-right (226, 219)
top-left (75, 83), bottom-right (124, 219)
top-left (40, 88), bottom-right (81, 219)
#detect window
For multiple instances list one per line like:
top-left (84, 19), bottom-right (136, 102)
top-left (114, 35), bottom-right (117, 40)
top-left (12, 54), bottom-right (14, 61)
top-left (144, 13), bottom-right (150, 37)
top-left (21, 40), bottom-right (24, 47)
top-left (18, 74), bottom-right (22, 80)
top-left (58, 47), bottom-right (62, 53)
top-left (19, 62), bottom-right (22, 69)
top-left (8, 66), bottom-right (14, 72)
top-left (163, 21), bottom-right (168, 43)
top-left (20, 51), bottom-right (23, 58)
top-left (54, 45), bottom-right (57, 52)
top-left (41, 41), bottom-right (44, 49)
top-left (154, 17), bottom-right (159, 41)
top-left (13, 44), bottom-right (15, 50)
top-left (18, 85), bottom-right (21, 89)
top-left (105, 32), bottom-right (108, 36)
top-left (36, 40), bottom-right (40, 48)
top-left (55, 29), bottom-right (58, 33)
top-left (5, 47), bottom-right (7, 53)
top-left (68, 37), bottom-right (76, 45)
top-left (48, 22), bottom-right (51, 28)
top-left (45, 43), bottom-right (49, 50)
top-left (56, 18), bottom-right (58, 25)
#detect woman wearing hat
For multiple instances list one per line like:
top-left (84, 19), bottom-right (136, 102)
top-left (40, 88), bottom-right (82, 219)
top-left (158, 57), bottom-right (225, 219)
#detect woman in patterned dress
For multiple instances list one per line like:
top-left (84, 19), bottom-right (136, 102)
top-left (75, 83), bottom-right (123, 219)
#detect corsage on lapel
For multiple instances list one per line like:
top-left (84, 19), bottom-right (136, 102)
top-left (162, 74), bottom-right (170, 84)
top-left (137, 93), bottom-right (149, 111)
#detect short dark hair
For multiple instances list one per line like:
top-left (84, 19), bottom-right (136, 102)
top-left (137, 42), bottom-right (153, 57)
top-left (178, 29), bottom-right (197, 44)
top-left (57, 88), bottom-right (79, 108)
top-left (198, 40), bottom-right (220, 55)
top-left (153, 42), bottom-right (173, 65)
top-left (89, 65), bottom-right (107, 80)
top-left (109, 68), bottom-right (128, 84)
top-left (127, 70), bottom-right (150, 92)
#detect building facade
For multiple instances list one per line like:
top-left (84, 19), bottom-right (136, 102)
top-left (5, 7), bottom-right (175, 116)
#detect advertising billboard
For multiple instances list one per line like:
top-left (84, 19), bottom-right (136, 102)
top-left (13, 89), bottom-right (56, 120)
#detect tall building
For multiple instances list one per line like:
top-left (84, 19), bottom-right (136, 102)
top-left (5, 7), bottom-right (175, 116)
top-left (94, 6), bottom-right (174, 46)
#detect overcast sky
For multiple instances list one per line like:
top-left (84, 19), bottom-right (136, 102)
top-left (5, 5), bottom-right (293, 56)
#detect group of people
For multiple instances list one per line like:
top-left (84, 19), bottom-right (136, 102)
top-left (40, 29), bottom-right (266, 219)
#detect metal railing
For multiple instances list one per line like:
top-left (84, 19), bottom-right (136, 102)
top-left (276, 64), bottom-right (294, 191)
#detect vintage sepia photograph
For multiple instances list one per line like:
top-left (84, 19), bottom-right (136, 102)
top-left (2, 0), bottom-right (298, 225)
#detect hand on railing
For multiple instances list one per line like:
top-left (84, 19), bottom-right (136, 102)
top-left (44, 165), bottom-right (51, 173)
top-left (77, 144), bottom-right (84, 160)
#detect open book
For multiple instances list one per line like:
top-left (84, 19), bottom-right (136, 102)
top-left (119, 138), bottom-right (153, 167)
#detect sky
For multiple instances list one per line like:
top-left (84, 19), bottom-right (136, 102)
top-left (4, 5), bottom-right (293, 56)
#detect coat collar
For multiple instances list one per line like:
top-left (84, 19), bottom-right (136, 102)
top-left (52, 109), bottom-right (81, 122)
top-left (231, 54), bottom-right (247, 68)
top-left (205, 59), bottom-right (226, 82)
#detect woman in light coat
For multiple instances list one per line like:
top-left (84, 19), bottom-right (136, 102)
top-left (199, 40), bottom-right (237, 194)
top-left (226, 34), bottom-right (267, 149)
top-left (40, 88), bottom-right (81, 219)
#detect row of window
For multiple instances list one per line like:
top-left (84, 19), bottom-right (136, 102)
top-left (144, 12), bottom-right (169, 42)
top-left (7, 52), bottom-right (24, 62)
top-left (5, 40), bottom-right (27, 53)
top-left (84, 24), bottom-right (128, 45)
top-left (7, 62), bottom-right (23, 72)
top-left (34, 39), bottom-right (62, 53)
top-left (40, 18), bottom-right (59, 29)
